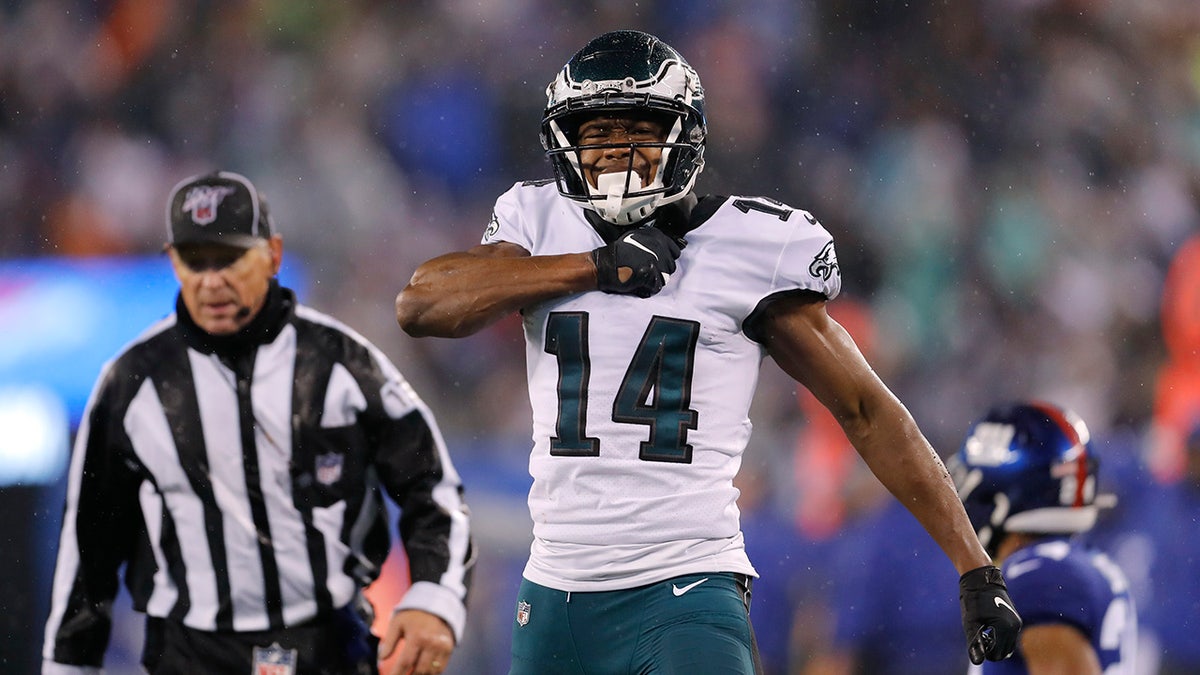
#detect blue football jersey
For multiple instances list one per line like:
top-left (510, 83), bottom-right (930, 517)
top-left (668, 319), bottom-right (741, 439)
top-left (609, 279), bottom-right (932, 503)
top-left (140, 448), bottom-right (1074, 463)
top-left (982, 537), bottom-right (1137, 675)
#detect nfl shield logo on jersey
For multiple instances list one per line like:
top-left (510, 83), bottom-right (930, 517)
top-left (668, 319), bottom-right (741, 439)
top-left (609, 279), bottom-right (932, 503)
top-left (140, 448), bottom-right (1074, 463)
top-left (516, 600), bottom-right (532, 627)
top-left (315, 452), bottom-right (343, 486)
top-left (252, 642), bottom-right (298, 675)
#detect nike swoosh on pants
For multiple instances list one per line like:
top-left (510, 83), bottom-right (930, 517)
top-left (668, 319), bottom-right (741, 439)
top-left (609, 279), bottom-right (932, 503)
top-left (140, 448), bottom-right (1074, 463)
top-left (671, 578), bottom-right (709, 597)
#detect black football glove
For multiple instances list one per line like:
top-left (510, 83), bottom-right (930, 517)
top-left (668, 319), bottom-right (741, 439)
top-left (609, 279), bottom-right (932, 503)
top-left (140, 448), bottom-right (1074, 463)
top-left (959, 565), bottom-right (1022, 665)
top-left (591, 226), bottom-right (685, 298)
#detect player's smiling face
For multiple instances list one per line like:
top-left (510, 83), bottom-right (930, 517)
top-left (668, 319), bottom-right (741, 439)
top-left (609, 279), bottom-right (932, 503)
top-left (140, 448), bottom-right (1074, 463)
top-left (577, 113), bottom-right (668, 189)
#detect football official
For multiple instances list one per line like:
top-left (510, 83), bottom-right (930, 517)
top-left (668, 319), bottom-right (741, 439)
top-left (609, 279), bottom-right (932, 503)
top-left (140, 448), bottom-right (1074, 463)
top-left (396, 30), bottom-right (1020, 673)
top-left (42, 171), bottom-right (473, 675)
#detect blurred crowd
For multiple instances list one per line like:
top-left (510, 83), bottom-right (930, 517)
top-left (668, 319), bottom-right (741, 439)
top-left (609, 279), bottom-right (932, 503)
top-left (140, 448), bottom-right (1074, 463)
top-left (5, 0), bottom-right (1200, 673)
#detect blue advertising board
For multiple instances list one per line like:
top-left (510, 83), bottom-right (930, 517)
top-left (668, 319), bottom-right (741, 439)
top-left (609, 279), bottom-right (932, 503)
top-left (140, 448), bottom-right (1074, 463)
top-left (0, 255), bottom-right (306, 486)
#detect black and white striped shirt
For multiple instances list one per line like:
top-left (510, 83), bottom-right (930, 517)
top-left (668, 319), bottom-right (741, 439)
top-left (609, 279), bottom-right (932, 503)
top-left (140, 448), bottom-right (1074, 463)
top-left (43, 283), bottom-right (473, 670)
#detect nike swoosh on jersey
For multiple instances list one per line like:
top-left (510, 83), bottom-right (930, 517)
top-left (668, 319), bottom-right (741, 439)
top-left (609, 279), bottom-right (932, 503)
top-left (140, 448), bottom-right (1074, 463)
top-left (994, 596), bottom-right (1019, 617)
top-left (672, 577), bottom-right (709, 597)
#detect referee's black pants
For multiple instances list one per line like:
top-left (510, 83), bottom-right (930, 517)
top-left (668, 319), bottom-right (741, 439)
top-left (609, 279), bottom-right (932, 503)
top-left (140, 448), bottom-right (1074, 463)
top-left (142, 605), bottom-right (378, 675)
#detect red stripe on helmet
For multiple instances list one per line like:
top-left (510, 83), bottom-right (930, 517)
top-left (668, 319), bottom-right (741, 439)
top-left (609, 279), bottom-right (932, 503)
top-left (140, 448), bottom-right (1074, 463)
top-left (1030, 401), bottom-right (1088, 507)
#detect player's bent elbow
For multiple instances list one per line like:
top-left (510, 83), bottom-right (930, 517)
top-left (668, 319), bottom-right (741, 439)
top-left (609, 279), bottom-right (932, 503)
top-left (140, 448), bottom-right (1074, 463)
top-left (395, 288), bottom-right (480, 339)
top-left (395, 288), bottom-right (434, 337)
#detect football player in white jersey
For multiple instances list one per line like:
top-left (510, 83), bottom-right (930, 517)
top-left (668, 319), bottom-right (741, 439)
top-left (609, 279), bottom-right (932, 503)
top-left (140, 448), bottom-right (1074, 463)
top-left (396, 29), bottom-right (1021, 674)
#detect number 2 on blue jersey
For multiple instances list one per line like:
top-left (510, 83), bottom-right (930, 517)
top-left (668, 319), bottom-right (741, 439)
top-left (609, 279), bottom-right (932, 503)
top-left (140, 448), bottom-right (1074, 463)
top-left (545, 312), bottom-right (699, 462)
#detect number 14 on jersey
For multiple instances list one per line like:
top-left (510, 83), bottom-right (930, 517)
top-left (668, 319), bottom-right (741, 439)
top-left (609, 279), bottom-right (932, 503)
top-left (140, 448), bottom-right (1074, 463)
top-left (545, 312), bottom-right (700, 463)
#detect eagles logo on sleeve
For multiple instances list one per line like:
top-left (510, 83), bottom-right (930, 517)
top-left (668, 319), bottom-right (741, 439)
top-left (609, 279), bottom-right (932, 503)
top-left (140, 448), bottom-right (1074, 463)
top-left (809, 241), bottom-right (840, 281)
top-left (484, 212), bottom-right (501, 241)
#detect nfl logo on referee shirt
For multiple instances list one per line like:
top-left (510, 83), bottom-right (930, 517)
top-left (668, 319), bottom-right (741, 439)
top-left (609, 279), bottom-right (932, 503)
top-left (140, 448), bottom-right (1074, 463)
top-left (516, 600), bottom-right (531, 627)
top-left (252, 642), bottom-right (297, 675)
top-left (315, 452), bottom-right (343, 485)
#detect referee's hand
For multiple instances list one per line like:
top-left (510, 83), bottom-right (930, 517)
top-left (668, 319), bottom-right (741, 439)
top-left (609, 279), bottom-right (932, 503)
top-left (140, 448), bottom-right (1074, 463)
top-left (379, 609), bottom-right (455, 675)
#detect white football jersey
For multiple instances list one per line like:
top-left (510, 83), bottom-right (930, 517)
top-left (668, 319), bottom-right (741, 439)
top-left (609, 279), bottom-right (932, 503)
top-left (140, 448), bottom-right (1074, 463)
top-left (484, 181), bottom-right (841, 591)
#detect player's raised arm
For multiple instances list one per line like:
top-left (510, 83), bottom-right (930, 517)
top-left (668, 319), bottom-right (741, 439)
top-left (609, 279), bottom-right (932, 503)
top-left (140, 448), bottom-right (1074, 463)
top-left (396, 224), bottom-right (685, 338)
top-left (395, 242), bottom-right (593, 338)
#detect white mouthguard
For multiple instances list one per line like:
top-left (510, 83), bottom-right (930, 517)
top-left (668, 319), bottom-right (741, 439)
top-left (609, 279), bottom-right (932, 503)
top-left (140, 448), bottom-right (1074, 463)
top-left (593, 171), bottom-right (642, 222)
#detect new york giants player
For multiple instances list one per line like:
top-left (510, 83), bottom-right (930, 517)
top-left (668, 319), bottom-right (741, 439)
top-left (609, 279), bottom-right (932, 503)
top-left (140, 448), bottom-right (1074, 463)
top-left (951, 402), bottom-right (1138, 674)
top-left (396, 29), bottom-right (1020, 674)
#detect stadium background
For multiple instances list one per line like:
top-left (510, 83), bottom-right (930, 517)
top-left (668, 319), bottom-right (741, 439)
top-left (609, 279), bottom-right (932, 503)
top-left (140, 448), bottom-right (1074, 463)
top-left (3, 1), bottom-right (1199, 673)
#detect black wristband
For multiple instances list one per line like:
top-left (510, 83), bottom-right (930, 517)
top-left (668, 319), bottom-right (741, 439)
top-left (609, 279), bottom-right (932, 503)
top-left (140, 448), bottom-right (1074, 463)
top-left (959, 564), bottom-right (1006, 591)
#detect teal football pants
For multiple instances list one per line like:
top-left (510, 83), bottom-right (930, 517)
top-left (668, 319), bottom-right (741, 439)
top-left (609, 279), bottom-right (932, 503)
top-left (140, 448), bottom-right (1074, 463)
top-left (509, 572), bottom-right (761, 674)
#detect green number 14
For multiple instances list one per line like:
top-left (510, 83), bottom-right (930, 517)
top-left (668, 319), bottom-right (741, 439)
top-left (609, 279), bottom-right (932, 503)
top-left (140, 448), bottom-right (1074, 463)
top-left (544, 312), bottom-right (700, 463)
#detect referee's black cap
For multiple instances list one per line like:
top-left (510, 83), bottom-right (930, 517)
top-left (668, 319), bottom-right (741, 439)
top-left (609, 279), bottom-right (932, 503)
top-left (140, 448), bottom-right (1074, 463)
top-left (166, 171), bottom-right (274, 248)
